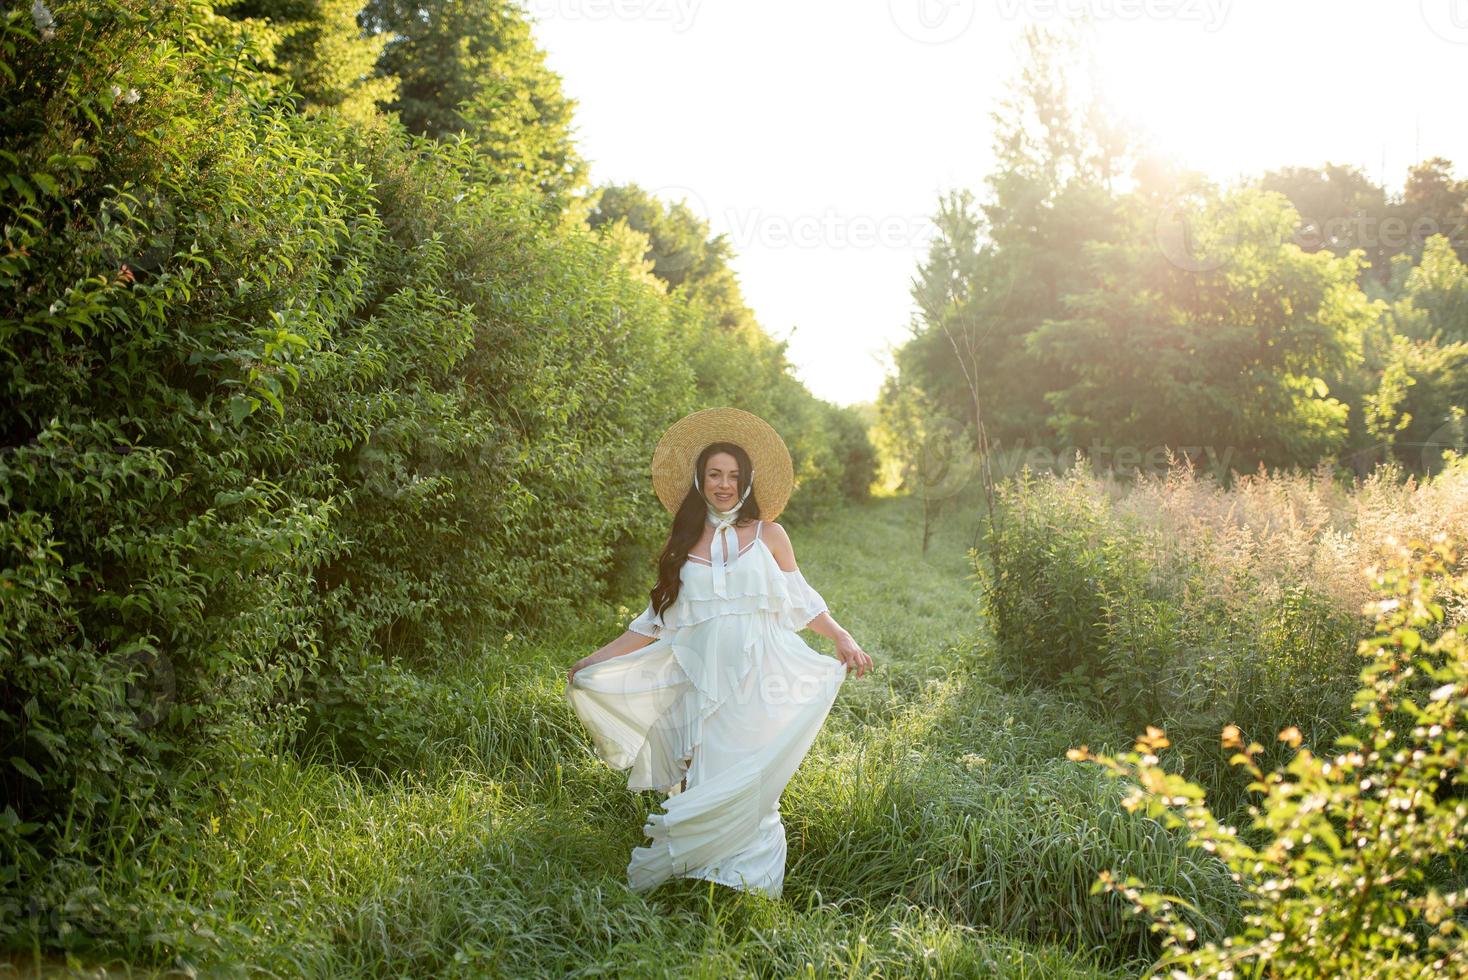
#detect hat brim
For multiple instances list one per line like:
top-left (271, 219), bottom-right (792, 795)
top-left (651, 407), bottom-right (794, 521)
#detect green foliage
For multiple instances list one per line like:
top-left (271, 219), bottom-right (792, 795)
top-left (1070, 535), bottom-right (1467, 977)
top-left (976, 462), bottom-right (1388, 814)
top-left (977, 466), bottom-right (1143, 690)
top-left (1028, 185), bottom-right (1375, 472)
top-left (886, 25), bottom-right (1138, 465)
top-left (1394, 234), bottom-right (1468, 345)
top-left (362, 0), bottom-right (588, 214)
top-left (299, 651), bottom-right (479, 773)
top-left (1257, 161), bottom-right (1394, 282)
top-left (0, 0), bottom-right (871, 934)
top-left (0, 495), bottom-right (1197, 976)
top-left (1365, 334), bottom-right (1468, 478)
top-left (1401, 157), bottom-right (1468, 268)
top-left (827, 405), bottom-right (879, 500)
top-left (896, 147), bottom-right (1125, 456)
top-left (219, 0), bottom-right (397, 122)
top-left (884, 26), bottom-right (1468, 485)
top-left (2, 0), bottom-right (348, 901)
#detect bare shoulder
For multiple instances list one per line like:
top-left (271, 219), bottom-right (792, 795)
top-left (761, 520), bottom-right (797, 571)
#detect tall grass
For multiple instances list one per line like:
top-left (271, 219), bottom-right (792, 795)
top-left (980, 454), bottom-right (1468, 817)
top-left (10, 495), bottom-right (1238, 977)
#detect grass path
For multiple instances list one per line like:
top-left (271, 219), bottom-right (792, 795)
top-left (12, 492), bottom-right (1218, 977)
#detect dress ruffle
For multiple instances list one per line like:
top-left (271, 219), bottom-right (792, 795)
top-left (626, 541), bottom-right (829, 637)
top-left (569, 613), bottom-right (773, 794)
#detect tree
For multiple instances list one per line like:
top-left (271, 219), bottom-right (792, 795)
top-left (1257, 162), bottom-right (1391, 282)
top-left (886, 22), bottom-right (1136, 462)
top-left (362, 0), bottom-right (588, 212)
top-left (587, 183), bottom-right (756, 332)
top-left (1365, 335), bottom-right (1468, 478)
top-left (219, 0), bottom-right (397, 123)
top-left (1390, 234), bottom-right (1468, 345)
top-left (1401, 157), bottom-right (1468, 266)
top-left (1026, 186), bottom-right (1377, 473)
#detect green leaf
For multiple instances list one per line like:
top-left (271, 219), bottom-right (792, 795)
top-left (7, 173), bottom-right (35, 204)
top-left (227, 395), bottom-right (254, 425)
top-left (9, 757), bottom-right (43, 784)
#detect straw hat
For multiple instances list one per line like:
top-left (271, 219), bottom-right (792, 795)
top-left (651, 407), bottom-right (795, 521)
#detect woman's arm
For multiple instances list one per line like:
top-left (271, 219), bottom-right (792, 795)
top-left (762, 522), bottom-right (874, 678)
top-left (567, 629), bottom-right (656, 683)
top-left (803, 610), bottom-right (851, 645)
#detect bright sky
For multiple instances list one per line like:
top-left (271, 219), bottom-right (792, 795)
top-left (524, 0), bottom-right (1468, 408)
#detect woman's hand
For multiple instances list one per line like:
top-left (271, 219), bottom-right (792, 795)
top-left (834, 633), bottom-right (873, 678)
top-left (567, 655), bottom-right (595, 685)
top-left (567, 630), bottom-right (656, 687)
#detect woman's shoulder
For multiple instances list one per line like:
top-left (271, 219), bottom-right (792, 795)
top-left (758, 521), bottom-right (797, 569)
top-left (744, 517), bottom-right (787, 542)
top-left (759, 519), bottom-right (789, 541)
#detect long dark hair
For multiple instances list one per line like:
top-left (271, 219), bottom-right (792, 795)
top-left (649, 441), bottom-right (762, 620)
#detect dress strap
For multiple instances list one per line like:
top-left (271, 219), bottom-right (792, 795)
top-left (754, 519), bottom-right (763, 541)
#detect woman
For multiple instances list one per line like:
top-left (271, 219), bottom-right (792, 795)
top-left (565, 406), bottom-right (873, 899)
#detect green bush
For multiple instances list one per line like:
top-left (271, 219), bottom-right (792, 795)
top-left (3, 0), bottom-right (350, 903)
top-left (976, 462), bottom-right (1393, 814)
top-left (0, 0), bottom-right (873, 934)
top-left (1070, 534), bottom-right (1467, 977)
top-left (979, 466), bottom-right (1154, 691)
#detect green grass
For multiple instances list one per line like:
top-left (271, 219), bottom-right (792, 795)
top-left (7, 492), bottom-right (1244, 977)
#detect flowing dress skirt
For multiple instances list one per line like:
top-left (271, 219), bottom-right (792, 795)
top-left (567, 610), bottom-right (846, 898)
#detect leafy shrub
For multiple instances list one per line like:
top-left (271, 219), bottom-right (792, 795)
top-left (978, 465), bottom-right (1146, 689)
top-left (3, 0), bottom-right (348, 903)
top-left (0, 0), bottom-right (873, 931)
top-left (978, 458), bottom-right (1466, 812)
top-left (1069, 534), bottom-right (1467, 977)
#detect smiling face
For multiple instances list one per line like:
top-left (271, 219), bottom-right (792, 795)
top-left (701, 451), bottom-right (741, 510)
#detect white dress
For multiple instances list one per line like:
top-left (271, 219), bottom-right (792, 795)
top-left (565, 519), bottom-right (846, 899)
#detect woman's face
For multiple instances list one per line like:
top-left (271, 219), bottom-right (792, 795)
top-left (702, 451), bottom-right (741, 510)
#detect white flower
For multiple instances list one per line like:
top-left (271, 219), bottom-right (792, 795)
top-left (123, 87), bottom-right (140, 104)
top-left (32, 0), bottom-right (56, 40)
